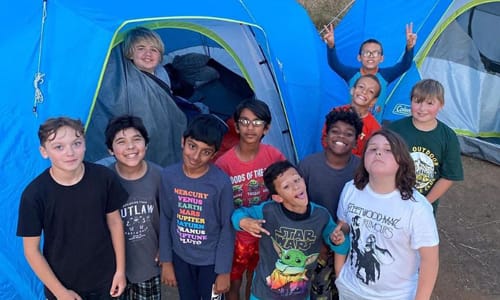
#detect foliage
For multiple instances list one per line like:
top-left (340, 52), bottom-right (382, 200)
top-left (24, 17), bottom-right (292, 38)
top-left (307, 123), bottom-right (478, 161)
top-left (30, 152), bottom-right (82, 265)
top-left (298, 0), bottom-right (354, 30)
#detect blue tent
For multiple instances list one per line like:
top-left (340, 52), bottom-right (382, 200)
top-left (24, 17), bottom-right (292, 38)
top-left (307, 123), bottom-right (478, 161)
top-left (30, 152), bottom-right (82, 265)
top-left (0, 0), bottom-right (329, 298)
top-left (324, 0), bottom-right (500, 164)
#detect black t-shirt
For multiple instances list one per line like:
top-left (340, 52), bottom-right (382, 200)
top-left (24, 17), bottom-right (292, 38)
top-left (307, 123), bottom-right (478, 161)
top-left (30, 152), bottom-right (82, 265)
top-left (17, 162), bottom-right (128, 298)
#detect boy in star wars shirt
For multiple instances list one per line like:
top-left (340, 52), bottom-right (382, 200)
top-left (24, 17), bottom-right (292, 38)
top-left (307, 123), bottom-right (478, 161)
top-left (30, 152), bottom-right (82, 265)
top-left (232, 161), bottom-right (348, 300)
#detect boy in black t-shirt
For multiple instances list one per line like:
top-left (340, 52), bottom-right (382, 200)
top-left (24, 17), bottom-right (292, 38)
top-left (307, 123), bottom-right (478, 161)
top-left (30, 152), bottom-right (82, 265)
top-left (17, 117), bottom-right (128, 300)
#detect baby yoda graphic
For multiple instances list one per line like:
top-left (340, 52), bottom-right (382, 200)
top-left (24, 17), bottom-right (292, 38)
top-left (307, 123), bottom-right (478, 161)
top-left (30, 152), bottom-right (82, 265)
top-left (266, 237), bottom-right (319, 297)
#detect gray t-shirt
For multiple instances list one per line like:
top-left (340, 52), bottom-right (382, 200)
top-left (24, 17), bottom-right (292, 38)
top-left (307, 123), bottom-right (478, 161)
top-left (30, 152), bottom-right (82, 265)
top-left (111, 161), bottom-right (162, 283)
top-left (299, 152), bottom-right (360, 221)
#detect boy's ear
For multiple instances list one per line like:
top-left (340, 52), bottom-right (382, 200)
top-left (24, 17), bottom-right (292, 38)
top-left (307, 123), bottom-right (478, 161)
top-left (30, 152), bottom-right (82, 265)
top-left (39, 146), bottom-right (49, 159)
top-left (271, 194), bottom-right (284, 203)
top-left (181, 137), bottom-right (185, 148)
top-left (108, 149), bottom-right (114, 156)
top-left (357, 54), bottom-right (362, 62)
top-left (379, 55), bottom-right (384, 63)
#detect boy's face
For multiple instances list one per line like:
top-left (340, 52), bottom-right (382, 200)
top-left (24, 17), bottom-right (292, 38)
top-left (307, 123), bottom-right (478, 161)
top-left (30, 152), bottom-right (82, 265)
top-left (350, 77), bottom-right (380, 110)
top-left (131, 39), bottom-right (162, 74)
top-left (364, 134), bottom-right (398, 178)
top-left (411, 96), bottom-right (443, 125)
top-left (357, 43), bottom-right (384, 71)
top-left (109, 127), bottom-right (147, 169)
top-left (181, 137), bottom-right (216, 176)
top-left (235, 108), bottom-right (269, 145)
top-left (271, 168), bottom-right (308, 214)
top-left (39, 126), bottom-right (85, 173)
top-left (325, 120), bottom-right (357, 156)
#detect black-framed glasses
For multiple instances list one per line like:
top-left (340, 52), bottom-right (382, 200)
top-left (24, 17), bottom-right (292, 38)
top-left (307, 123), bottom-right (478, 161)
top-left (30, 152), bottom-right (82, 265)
top-left (361, 50), bottom-right (382, 58)
top-left (238, 118), bottom-right (266, 127)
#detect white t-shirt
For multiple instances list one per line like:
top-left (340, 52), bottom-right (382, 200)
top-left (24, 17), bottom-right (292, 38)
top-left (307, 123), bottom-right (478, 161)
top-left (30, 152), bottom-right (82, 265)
top-left (336, 180), bottom-right (439, 300)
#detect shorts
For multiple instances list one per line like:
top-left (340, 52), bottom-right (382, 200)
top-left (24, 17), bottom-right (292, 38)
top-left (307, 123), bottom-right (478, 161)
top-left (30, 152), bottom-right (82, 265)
top-left (119, 275), bottom-right (161, 300)
top-left (230, 234), bottom-right (260, 281)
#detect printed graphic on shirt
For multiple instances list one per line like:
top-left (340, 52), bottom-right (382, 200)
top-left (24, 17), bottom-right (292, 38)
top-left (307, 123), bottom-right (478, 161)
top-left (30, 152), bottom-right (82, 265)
top-left (348, 206), bottom-right (396, 285)
top-left (229, 167), bottom-right (268, 208)
top-left (266, 230), bottom-right (319, 297)
top-left (174, 188), bottom-right (208, 245)
top-left (410, 148), bottom-right (438, 194)
top-left (121, 197), bottom-right (155, 242)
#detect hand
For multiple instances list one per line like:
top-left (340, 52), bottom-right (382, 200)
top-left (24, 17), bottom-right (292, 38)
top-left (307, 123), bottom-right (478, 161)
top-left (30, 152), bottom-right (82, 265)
top-left (54, 289), bottom-right (82, 300)
top-left (161, 262), bottom-right (177, 287)
top-left (322, 24), bottom-right (335, 48)
top-left (213, 273), bottom-right (231, 294)
top-left (239, 218), bottom-right (270, 238)
top-left (330, 223), bottom-right (345, 245)
top-left (406, 22), bottom-right (417, 49)
top-left (109, 271), bottom-right (126, 297)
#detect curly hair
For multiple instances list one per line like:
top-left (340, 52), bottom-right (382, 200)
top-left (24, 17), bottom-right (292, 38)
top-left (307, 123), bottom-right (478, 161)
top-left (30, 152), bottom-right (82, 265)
top-left (354, 129), bottom-right (416, 200)
top-left (325, 105), bottom-right (363, 139)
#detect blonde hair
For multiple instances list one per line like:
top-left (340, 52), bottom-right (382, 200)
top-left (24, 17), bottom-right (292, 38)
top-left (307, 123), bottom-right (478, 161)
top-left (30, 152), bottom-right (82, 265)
top-left (411, 79), bottom-right (445, 105)
top-left (123, 27), bottom-right (165, 60)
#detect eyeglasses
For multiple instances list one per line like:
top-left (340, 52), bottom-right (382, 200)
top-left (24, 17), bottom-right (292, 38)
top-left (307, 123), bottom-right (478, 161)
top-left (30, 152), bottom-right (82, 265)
top-left (361, 50), bottom-right (382, 58)
top-left (238, 118), bottom-right (266, 127)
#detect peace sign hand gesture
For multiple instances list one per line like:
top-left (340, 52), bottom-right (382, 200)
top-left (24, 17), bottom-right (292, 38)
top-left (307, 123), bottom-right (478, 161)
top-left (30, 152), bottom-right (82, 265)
top-left (323, 24), bottom-right (335, 48)
top-left (406, 22), bottom-right (417, 50)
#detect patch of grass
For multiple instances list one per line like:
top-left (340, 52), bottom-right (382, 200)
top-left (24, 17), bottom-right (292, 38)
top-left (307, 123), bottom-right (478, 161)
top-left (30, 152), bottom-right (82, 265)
top-left (298, 0), bottom-right (354, 29)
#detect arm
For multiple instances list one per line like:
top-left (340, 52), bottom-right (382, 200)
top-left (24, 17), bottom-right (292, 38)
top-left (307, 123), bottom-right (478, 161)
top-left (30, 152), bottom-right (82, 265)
top-left (379, 23), bottom-right (416, 83)
top-left (106, 210), bottom-right (126, 297)
top-left (323, 24), bottom-right (359, 82)
top-left (214, 179), bottom-right (236, 276)
top-left (231, 202), bottom-right (266, 231)
top-left (158, 174), bottom-right (176, 285)
top-left (23, 236), bottom-right (82, 300)
top-left (415, 245), bottom-right (439, 300)
top-left (425, 178), bottom-right (454, 204)
top-left (333, 253), bottom-right (346, 278)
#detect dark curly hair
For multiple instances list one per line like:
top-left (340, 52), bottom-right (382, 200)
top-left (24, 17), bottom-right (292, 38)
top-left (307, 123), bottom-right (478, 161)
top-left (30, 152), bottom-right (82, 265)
top-left (325, 106), bottom-right (363, 140)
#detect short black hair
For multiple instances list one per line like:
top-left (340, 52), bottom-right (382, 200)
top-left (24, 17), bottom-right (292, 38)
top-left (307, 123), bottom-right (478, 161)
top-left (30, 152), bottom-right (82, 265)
top-left (325, 106), bottom-right (363, 139)
top-left (263, 160), bottom-right (300, 196)
top-left (105, 115), bottom-right (149, 150)
top-left (233, 98), bottom-right (272, 128)
top-left (358, 38), bottom-right (384, 55)
top-left (183, 114), bottom-right (227, 151)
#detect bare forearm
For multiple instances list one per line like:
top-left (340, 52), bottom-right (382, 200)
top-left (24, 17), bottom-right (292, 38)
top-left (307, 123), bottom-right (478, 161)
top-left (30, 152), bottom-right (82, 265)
top-left (426, 179), bottom-right (454, 203)
top-left (107, 211), bottom-right (126, 274)
top-left (415, 246), bottom-right (439, 300)
top-left (23, 237), bottom-right (68, 297)
top-left (333, 253), bottom-right (346, 278)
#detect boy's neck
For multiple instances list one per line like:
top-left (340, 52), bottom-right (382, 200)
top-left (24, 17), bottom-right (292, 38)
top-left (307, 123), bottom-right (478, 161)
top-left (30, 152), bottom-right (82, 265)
top-left (368, 175), bottom-right (397, 194)
top-left (115, 160), bottom-right (147, 180)
top-left (351, 104), bottom-right (369, 118)
top-left (360, 66), bottom-right (379, 75)
top-left (412, 118), bottom-right (438, 132)
top-left (235, 143), bottom-right (260, 162)
top-left (182, 164), bottom-right (209, 179)
top-left (324, 150), bottom-right (352, 170)
top-left (50, 163), bottom-right (85, 186)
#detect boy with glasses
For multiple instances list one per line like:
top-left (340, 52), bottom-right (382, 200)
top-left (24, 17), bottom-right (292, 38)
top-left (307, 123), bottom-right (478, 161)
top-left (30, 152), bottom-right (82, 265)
top-left (323, 23), bottom-right (417, 123)
top-left (215, 99), bottom-right (285, 300)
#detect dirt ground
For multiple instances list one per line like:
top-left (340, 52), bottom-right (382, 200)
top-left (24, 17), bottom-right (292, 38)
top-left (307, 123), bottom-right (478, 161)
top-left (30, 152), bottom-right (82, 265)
top-left (431, 155), bottom-right (500, 300)
top-left (162, 155), bottom-right (500, 300)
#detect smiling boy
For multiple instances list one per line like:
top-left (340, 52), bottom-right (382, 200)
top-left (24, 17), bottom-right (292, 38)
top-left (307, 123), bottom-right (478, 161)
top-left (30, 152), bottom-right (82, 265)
top-left (105, 115), bottom-right (163, 299)
top-left (323, 23), bottom-right (417, 122)
top-left (159, 114), bottom-right (235, 299)
top-left (17, 117), bottom-right (127, 300)
top-left (388, 79), bottom-right (464, 215)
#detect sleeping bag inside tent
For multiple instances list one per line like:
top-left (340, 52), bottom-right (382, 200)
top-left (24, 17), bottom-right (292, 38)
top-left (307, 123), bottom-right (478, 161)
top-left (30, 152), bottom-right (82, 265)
top-left (85, 21), bottom-right (297, 167)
